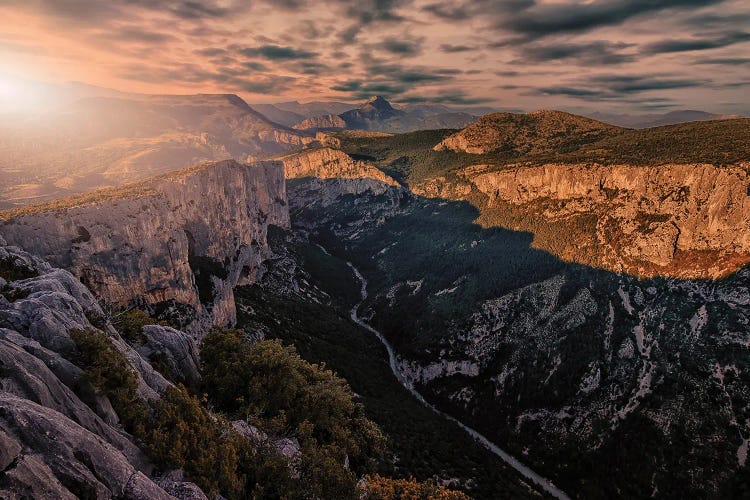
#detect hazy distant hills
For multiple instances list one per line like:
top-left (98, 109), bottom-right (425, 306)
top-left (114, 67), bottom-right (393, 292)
top-left (251, 101), bottom-right (357, 127)
top-left (253, 96), bottom-right (745, 133)
top-left (590, 109), bottom-right (743, 128)
top-left (291, 96), bottom-right (482, 133)
top-left (0, 93), bottom-right (312, 208)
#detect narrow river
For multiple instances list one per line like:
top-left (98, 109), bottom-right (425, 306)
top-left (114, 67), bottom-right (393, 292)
top-left (347, 262), bottom-right (572, 500)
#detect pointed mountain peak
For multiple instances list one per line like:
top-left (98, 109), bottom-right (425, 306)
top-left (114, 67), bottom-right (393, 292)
top-left (364, 96), bottom-right (394, 111)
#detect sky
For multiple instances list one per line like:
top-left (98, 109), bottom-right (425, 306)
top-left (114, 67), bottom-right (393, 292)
top-left (0, 0), bottom-right (749, 114)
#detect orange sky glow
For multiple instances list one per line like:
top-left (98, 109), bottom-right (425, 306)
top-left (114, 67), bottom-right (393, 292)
top-left (0, 0), bottom-right (748, 113)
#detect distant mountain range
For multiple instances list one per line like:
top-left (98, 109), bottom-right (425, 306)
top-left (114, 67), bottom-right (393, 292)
top-left (589, 109), bottom-right (743, 129)
top-left (287, 96), bottom-right (484, 133)
top-left (250, 101), bottom-right (358, 127)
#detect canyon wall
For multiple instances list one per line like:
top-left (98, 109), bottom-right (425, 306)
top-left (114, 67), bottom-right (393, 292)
top-left (0, 160), bottom-right (289, 334)
top-left (413, 162), bottom-right (750, 278)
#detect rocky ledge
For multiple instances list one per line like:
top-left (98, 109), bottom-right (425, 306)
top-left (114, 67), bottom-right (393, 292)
top-left (0, 238), bottom-right (202, 498)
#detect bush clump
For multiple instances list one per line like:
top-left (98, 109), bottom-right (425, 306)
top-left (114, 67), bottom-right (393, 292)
top-left (69, 328), bottom-right (146, 429)
top-left (361, 474), bottom-right (470, 499)
top-left (0, 256), bottom-right (38, 282)
top-left (111, 308), bottom-right (163, 344)
top-left (136, 386), bottom-right (253, 498)
top-left (201, 328), bottom-right (387, 498)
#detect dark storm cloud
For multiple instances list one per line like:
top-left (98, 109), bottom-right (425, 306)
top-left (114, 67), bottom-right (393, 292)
top-left (535, 73), bottom-right (707, 100)
top-left (376, 36), bottom-right (423, 56)
top-left (642, 32), bottom-right (750, 54)
top-left (365, 63), bottom-right (455, 84)
top-left (353, 82), bottom-right (409, 98)
top-left (518, 41), bottom-right (634, 64)
top-left (399, 90), bottom-right (495, 105)
top-left (339, 0), bottom-right (408, 26)
top-left (6, 0), bottom-right (749, 109)
top-left (330, 81), bottom-right (362, 92)
top-left (497, 0), bottom-right (728, 38)
top-left (239, 45), bottom-right (317, 61)
top-left (163, 0), bottom-right (230, 19)
top-left (423, 0), bottom-right (731, 41)
top-left (537, 86), bottom-right (608, 98)
top-left (11, 0), bottom-right (235, 22)
top-left (243, 61), bottom-right (268, 71)
top-left (195, 47), bottom-right (227, 57)
top-left (598, 74), bottom-right (706, 92)
top-left (117, 59), bottom-right (298, 94)
top-left (693, 57), bottom-right (750, 65)
top-left (440, 44), bottom-right (476, 53)
top-left (422, 2), bottom-right (475, 20)
top-left (292, 60), bottom-right (331, 75)
top-left (335, 0), bottom-right (410, 41)
top-left (240, 76), bottom-right (296, 94)
top-left (682, 12), bottom-right (750, 28)
top-left (103, 26), bottom-right (178, 43)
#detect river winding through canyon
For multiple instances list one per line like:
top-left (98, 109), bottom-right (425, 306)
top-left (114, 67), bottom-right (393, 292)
top-left (346, 262), bottom-right (572, 500)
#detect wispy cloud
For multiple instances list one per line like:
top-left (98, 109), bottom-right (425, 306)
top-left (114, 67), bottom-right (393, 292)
top-left (0, 0), bottom-right (748, 114)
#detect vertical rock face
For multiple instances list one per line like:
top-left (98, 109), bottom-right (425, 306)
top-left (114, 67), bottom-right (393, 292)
top-left (281, 147), bottom-right (399, 186)
top-left (281, 148), bottom-right (403, 208)
top-left (464, 162), bottom-right (750, 277)
top-left (0, 160), bottom-right (289, 334)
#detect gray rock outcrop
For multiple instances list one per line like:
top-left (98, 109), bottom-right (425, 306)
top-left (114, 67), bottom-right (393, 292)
top-left (0, 242), bottom-right (206, 499)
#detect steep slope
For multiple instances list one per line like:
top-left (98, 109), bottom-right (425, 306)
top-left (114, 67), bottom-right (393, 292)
top-left (0, 93), bottom-right (312, 208)
top-left (250, 103), bottom-right (305, 127)
top-left (0, 160), bottom-right (288, 334)
top-left (435, 110), bottom-right (625, 155)
top-left (0, 239), bottom-right (193, 498)
top-left (285, 155), bottom-right (750, 498)
top-left (339, 96), bottom-right (405, 129)
top-left (2, 237), bottom-right (445, 500)
top-left (280, 148), bottom-right (403, 209)
top-left (281, 147), bottom-right (399, 185)
top-left (251, 101), bottom-right (358, 127)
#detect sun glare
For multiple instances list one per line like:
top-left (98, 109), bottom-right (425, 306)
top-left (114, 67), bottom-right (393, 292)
top-left (0, 74), bottom-right (47, 113)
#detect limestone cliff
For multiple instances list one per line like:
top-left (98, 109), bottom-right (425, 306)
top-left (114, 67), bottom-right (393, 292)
top-left (281, 147), bottom-right (399, 186)
top-left (0, 160), bottom-right (289, 334)
top-left (473, 163), bottom-right (749, 276)
top-left (409, 162), bottom-right (750, 278)
top-left (280, 148), bottom-right (402, 208)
